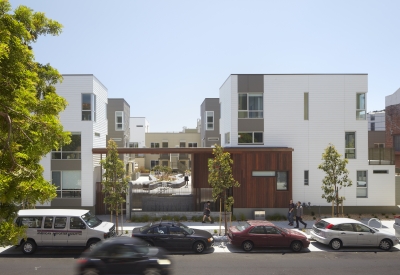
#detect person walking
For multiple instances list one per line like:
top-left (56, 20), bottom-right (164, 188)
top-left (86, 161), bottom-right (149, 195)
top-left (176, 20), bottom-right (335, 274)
top-left (202, 201), bottom-right (214, 223)
top-left (287, 199), bottom-right (295, 226)
top-left (184, 173), bottom-right (189, 187)
top-left (294, 201), bottom-right (307, 229)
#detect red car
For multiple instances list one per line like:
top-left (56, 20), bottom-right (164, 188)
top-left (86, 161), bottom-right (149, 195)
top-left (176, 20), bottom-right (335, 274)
top-left (228, 220), bottom-right (310, 252)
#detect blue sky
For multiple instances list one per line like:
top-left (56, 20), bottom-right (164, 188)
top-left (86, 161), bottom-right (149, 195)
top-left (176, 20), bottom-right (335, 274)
top-left (9, 0), bottom-right (400, 132)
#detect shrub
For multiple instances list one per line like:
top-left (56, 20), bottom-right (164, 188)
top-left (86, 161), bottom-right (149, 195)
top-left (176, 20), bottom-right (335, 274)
top-left (313, 216), bottom-right (316, 220)
top-left (381, 213), bottom-right (385, 216)
top-left (231, 214), bottom-right (237, 221)
top-left (214, 229), bottom-right (218, 234)
top-left (311, 211), bottom-right (315, 216)
top-left (140, 215), bottom-right (150, 222)
top-left (172, 215), bottom-right (180, 222)
top-left (266, 213), bottom-right (285, 221)
top-left (162, 215), bottom-right (172, 221)
top-left (179, 215), bottom-right (188, 221)
top-left (385, 215), bottom-right (389, 219)
top-left (239, 213), bottom-right (246, 221)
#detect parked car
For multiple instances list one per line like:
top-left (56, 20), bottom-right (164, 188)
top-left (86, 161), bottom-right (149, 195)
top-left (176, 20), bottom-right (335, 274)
top-left (310, 218), bottom-right (400, 250)
top-left (131, 221), bottom-right (214, 253)
top-left (227, 220), bottom-right (310, 252)
top-left (75, 236), bottom-right (172, 275)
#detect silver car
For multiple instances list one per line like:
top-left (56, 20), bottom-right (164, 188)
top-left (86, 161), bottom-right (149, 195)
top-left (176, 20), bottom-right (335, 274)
top-left (310, 218), bottom-right (399, 250)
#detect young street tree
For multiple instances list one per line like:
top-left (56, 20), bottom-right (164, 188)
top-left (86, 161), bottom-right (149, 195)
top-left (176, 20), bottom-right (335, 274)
top-left (101, 140), bottom-right (129, 235)
top-left (318, 144), bottom-right (352, 217)
top-left (0, 1), bottom-right (69, 246)
top-left (208, 145), bottom-right (240, 235)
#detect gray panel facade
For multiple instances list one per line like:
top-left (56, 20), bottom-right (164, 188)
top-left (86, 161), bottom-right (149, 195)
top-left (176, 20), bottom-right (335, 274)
top-left (51, 160), bottom-right (81, 171)
top-left (200, 98), bottom-right (221, 147)
top-left (368, 131), bottom-right (385, 148)
top-left (238, 119), bottom-right (264, 132)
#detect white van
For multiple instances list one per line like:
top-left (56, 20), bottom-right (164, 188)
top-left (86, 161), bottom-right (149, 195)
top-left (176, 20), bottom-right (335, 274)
top-left (16, 209), bottom-right (115, 254)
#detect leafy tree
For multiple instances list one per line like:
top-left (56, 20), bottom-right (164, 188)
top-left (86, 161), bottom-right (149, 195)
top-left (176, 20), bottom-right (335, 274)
top-left (318, 144), bottom-right (352, 217)
top-left (208, 145), bottom-right (240, 235)
top-left (101, 140), bottom-right (129, 235)
top-left (152, 165), bottom-right (172, 181)
top-left (0, 1), bottom-right (68, 246)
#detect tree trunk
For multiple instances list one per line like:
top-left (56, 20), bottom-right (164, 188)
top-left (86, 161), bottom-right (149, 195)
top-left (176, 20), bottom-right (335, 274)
top-left (224, 190), bottom-right (227, 235)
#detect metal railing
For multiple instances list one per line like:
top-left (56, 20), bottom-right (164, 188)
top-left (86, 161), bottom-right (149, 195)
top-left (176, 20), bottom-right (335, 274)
top-left (368, 148), bottom-right (394, 165)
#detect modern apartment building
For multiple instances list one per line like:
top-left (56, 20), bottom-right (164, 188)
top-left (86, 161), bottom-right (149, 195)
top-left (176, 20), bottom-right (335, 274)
top-left (39, 75), bottom-right (108, 212)
top-left (200, 98), bottom-right (221, 147)
top-left (217, 74), bottom-right (395, 216)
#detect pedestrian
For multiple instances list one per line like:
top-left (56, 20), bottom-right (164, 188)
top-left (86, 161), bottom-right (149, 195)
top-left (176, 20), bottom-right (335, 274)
top-left (184, 173), bottom-right (189, 187)
top-left (287, 199), bottom-right (295, 226)
top-left (294, 201), bottom-right (307, 229)
top-left (202, 201), bottom-right (214, 223)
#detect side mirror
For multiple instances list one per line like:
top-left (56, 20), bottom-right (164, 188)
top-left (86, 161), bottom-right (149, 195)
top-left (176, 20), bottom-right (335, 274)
top-left (370, 229), bottom-right (375, 233)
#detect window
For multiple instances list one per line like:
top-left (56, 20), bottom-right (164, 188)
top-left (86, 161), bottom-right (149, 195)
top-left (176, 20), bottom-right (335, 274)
top-left (356, 93), bottom-right (366, 120)
top-left (115, 111), bottom-right (124, 131)
top-left (265, 226), bottom-right (279, 234)
top-left (356, 171), bottom-right (367, 198)
top-left (374, 143), bottom-right (385, 148)
top-left (277, 172), bottom-right (288, 190)
top-left (52, 133), bottom-right (81, 159)
top-left (345, 132), bottom-right (356, 159)
top-left (44, 217), bottom-right (53, 228)
top-left (52, 170), bottom-right (82, 198)
top-left (82, 94), bottom-right (96, 121)
top-left (150, 160), bottom-right (159, 168)
top-left (370, 114), bottom-right (375, 121)
top-left (371, 123), bottom-right (375, 131)
top-left (208, 137), bottom-right (219, 141)
top-left (304, 92), bottom-right (309, 120)
top-left (54, 217), bottom-right (67, 229)
top-left (169, 227), bottom-right (184, 235)
top-left (238, 132), bottom-right (263, 144)
top-left (18, 217), bottom-right (43, 228)
top-left (225, 132), bottom-right (230, 144)
top-left (151, 142), bottom-right (160, 148)
top-left (180, 142), bottom-right (186, 148)
top-left (130, 142), bottom-right (139, 148)
top-left (394, 135), bottom-right (400, 152)
top-left (252, 171), bottom-right (275, 177)
top-left (238, 93), bottom-right (263, 118)
top-left (188, 143), bottom-right (197, 147)
top-left (304, 170), bottom-right (309, 185)
top-left (136, 125), bottom-right (143, 127)
top-left (70, 217), bottom-right (85, 229)
top-left (162, 142), bottom-right (168, 148)
top-left (249, 226), bottom-right (265, 234)
top-left (373, 170), bottom-right (388, 174)
top-left (206, 111), bottom-right (214, 130)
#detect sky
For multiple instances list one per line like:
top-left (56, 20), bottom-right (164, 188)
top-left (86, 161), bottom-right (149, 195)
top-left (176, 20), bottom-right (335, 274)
top-left (8, 0), bottom-right (400, 132)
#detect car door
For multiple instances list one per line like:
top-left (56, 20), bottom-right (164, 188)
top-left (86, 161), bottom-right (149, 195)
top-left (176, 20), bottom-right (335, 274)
top-left (330, 223), bottom-right (358, 246)
top-left (248, 226), bottom-right (267, 247)
top-left (150, 225), bottom-right (171, 248)
top-left (41, 216), bottom-right (54, 245)
top-left (168, 226), bottom-right (192, 249)
top-left (53, 217), bottom-right (68, 246)
top-left (102, 244), bottom-right (145, 275)
top-left (264, 226), bottom-right (286, 247)
top-left (354, 223), bottom-right (377, 246)
top-left (68, 217), bottom-right (87, 246)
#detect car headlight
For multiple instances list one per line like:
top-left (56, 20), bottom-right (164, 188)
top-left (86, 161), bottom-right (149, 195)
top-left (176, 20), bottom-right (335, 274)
top-left (157, 259), bottom-right (171, 265)
top-left (208, 237), bottom-right (213, 242)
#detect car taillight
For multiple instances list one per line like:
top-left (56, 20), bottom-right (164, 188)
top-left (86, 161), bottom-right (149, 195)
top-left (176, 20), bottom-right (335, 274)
top-left (326, 223), bottom-right (334, 229)
top-left (76, 258), bottom-right (87, 265)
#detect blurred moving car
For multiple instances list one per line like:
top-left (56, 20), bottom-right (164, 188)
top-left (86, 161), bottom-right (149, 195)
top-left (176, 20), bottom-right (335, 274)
top-left (228, 220), bottom-right (310, 252)
top-left (310, 218), bottom-right (399, 250)
top-left (131, 221), bottom-right (214, 253)
top-left (76, 236), bottom-right (172, 275)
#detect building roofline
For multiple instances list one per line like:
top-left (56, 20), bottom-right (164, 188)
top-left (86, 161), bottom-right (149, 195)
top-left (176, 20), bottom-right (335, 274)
top-left (62, 74), bottom-right (108, 91)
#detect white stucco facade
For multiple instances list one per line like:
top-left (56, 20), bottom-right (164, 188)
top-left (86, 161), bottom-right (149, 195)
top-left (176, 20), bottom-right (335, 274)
top-left (220, 74), bottom-right (395, 207)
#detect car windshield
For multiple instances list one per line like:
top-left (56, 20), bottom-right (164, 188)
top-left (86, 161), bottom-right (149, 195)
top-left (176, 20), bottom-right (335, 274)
top-left (140, 223), bottom-right (152, 232)
top-left (236, 222), bottom-right (251, 232)
top-left (81, 211), bottom-right (102, 228)
top-left (179, 223), bottom-right (194, 235)
top-left (276, 226), bottom-right (288, 233)
top-left (314, 220), bottom-right (329, 229)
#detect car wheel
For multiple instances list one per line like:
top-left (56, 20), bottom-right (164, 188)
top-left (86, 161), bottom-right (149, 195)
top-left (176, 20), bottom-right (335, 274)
top-left (330, 239), bottom-right (342, 250)
top-left (242, 241), bottom-right (254, 252)
top-left (290, 241), bottom-right (303, 252)
top-left (379, 239), bottom-right (393, 251)
top-left (22, 240), bottom-right (37, 255)
top-left (87, 239), bottom-right (99, 250)
top-left (144, 268), bottom-right (161, 275)
top-left (193, 241), bottom-right (205, 253)
top-left (82, 268), bottom-right (99, 275)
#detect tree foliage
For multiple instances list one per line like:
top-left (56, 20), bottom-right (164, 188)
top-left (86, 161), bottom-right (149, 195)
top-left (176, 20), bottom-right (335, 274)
top-left (318, 144), bottom-right (352, 217)
top-left (101, 140), bottom-right (129, 235)
top-left (208, 145), bottom-right (240, 234)
top-left (0, 0), bottom-right (68, 246)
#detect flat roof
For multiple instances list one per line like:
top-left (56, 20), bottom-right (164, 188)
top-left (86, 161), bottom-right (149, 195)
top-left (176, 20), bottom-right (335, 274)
top-left (92, 147), bottom-right (294, 154)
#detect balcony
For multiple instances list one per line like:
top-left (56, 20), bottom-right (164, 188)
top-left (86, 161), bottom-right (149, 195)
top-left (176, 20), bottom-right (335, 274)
top-left (368, 148), bottom-right (394, 165)
top-left (159, 154), bottom-right (170, 159)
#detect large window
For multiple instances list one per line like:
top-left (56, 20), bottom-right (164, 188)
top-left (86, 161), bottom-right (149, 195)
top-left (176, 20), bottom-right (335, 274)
top-left (238, 93), bottom-right (263, 118)
top-left (277, 172), bottom-right (288, 191)
top-left (115, 111), bottom-right (124, 131)
top-left (238, 132), bottom-right (263, 144)
top-left (356, 171), bottom-right (367, 198)
top-left (82, 94), bottom-right (96, 121)
top-left (52, 170), bottom-right (81, 198)
top-left (206, 111), bottom-right (214, 130)
top-left (162, 142), bottom-right (168, 148)
top-left (225, 132), bottom-right (230, 144)
top-left (304, 93), bottom-right (309, 120)
top-left (52, 133), bottom-right (81, 159)
top-left (304, 170), bottom-right (309, 185)
top-left (150, 160), bottom-right (159, 168)
top-left (345, 132), bottom-right (356, 159)
top-left (188, 142), bottom-right (197, 147)
top-left (180, 142), bottom-right (186, 147)
top-left (151, 142), bottom-right (160, 148)
top-left (356, 93), bottom-right (366, 120)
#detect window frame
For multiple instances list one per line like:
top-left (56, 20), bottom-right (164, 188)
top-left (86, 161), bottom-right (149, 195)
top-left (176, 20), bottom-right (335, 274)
top-left (304, 92), bottom-right (309, 120)
top-left (276, 171), bottom-right (288, 191)
top-left (356, 170), bottom-right (367, 198)
top-left (82, 94), bottom-right (96, 121)
top-left (206, 111), bottom-right (214, 130)
top-left (238, 93), bottom-right (263, 118)
top-left (304, 170), bottom-right (309, 186)
top-left (356, 93), bottom-right (366, 120)
top-left (238, 132), bottom-right (263, 144)
top-left (115, 111), bottom-right (124, 131)
top-left (345, 132), bottom-right (356, 159)
top-left (188, 142), bottom-right (197, 148)
top-left (52, 132), bottom-right (81, 160)
top-left (52, 170), bottom-right (82, 198)
top-left (151, 142), bottom-right (160, 148)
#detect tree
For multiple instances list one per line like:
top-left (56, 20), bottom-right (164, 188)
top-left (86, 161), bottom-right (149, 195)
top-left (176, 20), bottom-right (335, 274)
top-left (101, 140), bottom-right (129, 235)
top-left (0, 1), bottom-right (69, 246)
top-left (208, 145), bottom-right (240, 235)
top-left (318, 144), bottom-right (352, 217)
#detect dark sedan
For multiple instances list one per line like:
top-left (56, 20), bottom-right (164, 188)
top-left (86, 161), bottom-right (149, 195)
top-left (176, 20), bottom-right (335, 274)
top-left (132, 222), bottom-right (214, 253)
top-left (75, 236), bottom-right (172, 275)
top-left (228, 220), bottom-right (310, 252)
